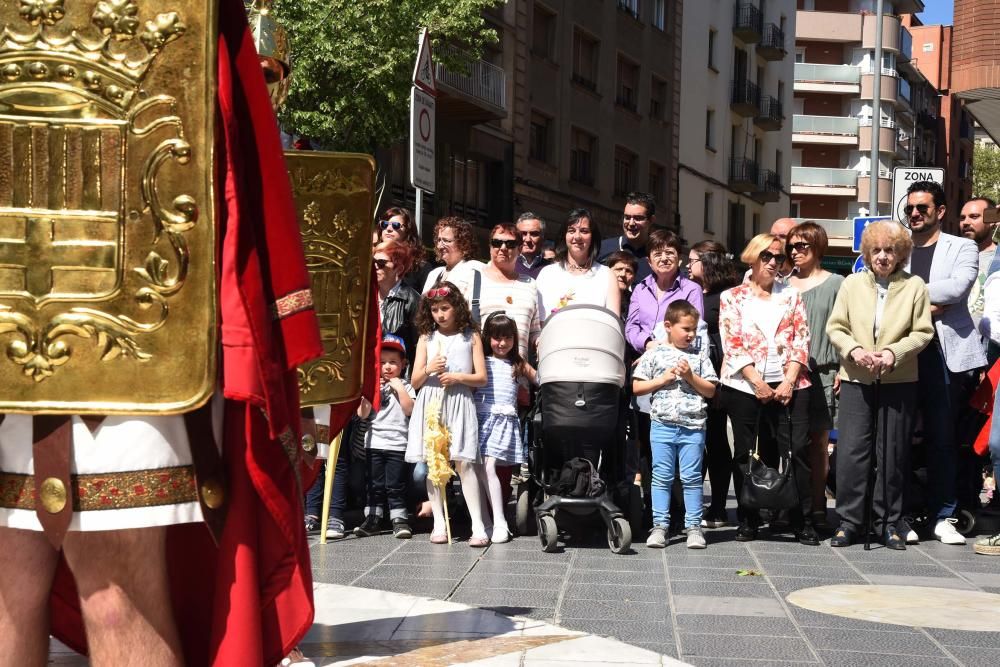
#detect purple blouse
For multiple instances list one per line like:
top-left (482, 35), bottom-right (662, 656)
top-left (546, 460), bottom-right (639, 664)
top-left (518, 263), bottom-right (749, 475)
top-left (625, 273), bottom-right (705, 354)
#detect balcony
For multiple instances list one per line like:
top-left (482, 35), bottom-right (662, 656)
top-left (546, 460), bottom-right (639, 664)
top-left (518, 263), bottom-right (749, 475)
top-left (857, 174), bottom-right (893, 205)
top-left (436, 54), bottom-right (508, 122)
top-left (859, 122), bottom-right (898, 154)
top-left (754, 95), bottom-right (783, 131)
top-left (733, 2), bottom-right (763, 44)
top-left (729, 157), bottom-right (759, 192)
top-left (730, 78), bottom-right (760, 117)
top-left (899, 26), bottom-right (914, 73)
top-left (790, 166), bottom-right (858, 197)
top-left (897, 77), bottom-right (912, 109)
top-left (792, 115), bottom-right (859, 145)
top-left (758, 24), bottom-right (786, 61)
top-left (861, 71), bottom-right (898, 103)
top-left (796, 10), bottom-right (862, 43)
top-left (794, 63), bottom-right (861, 94)
top-left (862, 14), bottom-right (901, 52)
top-left (753, 169), bottom-right (782, 202)
top-left (793, 217), bottom-right (854, 249)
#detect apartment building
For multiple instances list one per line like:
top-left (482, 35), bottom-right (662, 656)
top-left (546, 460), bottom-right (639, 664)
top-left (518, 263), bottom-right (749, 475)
top-left (678, 0), bottom-right (796, 251)
top-left (791, 0), bottom-right (927, 253)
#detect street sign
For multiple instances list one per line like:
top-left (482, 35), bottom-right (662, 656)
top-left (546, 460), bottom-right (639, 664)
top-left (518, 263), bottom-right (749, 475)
top-left (412, 27), bottom-right (436, 95)
top-left (853, 255), bottom-right (866, 274)
top-left (892, 167), bottom-right (945, 223)
top-left (409, 87), bottom-right (435, 192)
top-left (852, 216), bottom-right (889, 253)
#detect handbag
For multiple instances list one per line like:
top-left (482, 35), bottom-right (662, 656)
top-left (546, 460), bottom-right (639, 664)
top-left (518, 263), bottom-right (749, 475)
top-left (740, 407), bottom-right (798, 510)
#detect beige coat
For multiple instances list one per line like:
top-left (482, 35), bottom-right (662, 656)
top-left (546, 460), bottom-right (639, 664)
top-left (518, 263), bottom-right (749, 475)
top-left (826, 269), bottom-right (934, 385)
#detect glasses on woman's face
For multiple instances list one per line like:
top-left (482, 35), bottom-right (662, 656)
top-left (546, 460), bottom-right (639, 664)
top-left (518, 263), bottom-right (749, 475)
top-left (490, 238), bottom-right (519, 250)
top-left (436, 236), bottom-right (455, 247)
top-left (759, 250), bottom-right (787, 266)
top-left (380, 220), bottom-right (403, 231)
top-left (687, 256), bottom-right (701, 266)
top-left (651, 250), bottom-right (678, 263)
top-left (373, 258), bottom-right (392, 269)
top-left (787, 242), bottom-right (811, 254)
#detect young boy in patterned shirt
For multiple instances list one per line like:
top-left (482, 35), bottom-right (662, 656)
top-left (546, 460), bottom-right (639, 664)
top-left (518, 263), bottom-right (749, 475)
top-left (633, 300), bottom-right (719, 549)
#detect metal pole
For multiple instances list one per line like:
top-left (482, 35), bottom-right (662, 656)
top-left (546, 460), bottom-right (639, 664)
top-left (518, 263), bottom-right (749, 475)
top-left (869, 0), bottom-right (885, 216)
top-left (415, 187), bottom-right (423, 241)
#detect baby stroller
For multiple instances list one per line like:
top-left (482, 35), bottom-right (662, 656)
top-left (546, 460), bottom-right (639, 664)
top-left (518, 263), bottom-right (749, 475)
top-left (517, 304), bottom-right (633, 554)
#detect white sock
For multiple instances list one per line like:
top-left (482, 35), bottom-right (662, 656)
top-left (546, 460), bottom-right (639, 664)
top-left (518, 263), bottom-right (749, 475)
top-left (485, 457), bottom-right (509, 536)
top-left (426, 477), bottom-right (446, 536)
top-left (456, 461), bottom-right (488, 538)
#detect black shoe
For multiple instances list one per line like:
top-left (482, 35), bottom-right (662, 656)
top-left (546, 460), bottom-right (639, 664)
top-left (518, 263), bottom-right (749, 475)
top-left (303, 515), bottom-right (321, 534)
top-left (354, 514), bottom-right (384, 537)
top-left (735, 522), bottom-right (758, 542)
top-left (830, 526), bottom-right (855, 547)
top-left (392, 518), bottom-right (412, 539)
top-left (883, 526), bottom-right (906, 550)
top-left (796, 525), bottom-right (820, 546)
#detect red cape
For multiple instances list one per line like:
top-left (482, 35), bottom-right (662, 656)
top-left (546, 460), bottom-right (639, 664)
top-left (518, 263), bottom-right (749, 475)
top-left (49, 3), bottom-right (325, 664)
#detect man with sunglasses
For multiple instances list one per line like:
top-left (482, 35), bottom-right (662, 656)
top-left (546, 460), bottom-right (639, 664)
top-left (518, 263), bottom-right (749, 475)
top-left (515, 212), bottom-right (552, 279)
top-left (598, 192), bottom-right (657, 282)
top-left (903, 180), bottom-right (986, 546)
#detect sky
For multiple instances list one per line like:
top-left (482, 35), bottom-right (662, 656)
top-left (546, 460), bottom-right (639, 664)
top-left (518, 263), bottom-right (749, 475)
top-left (918, 0), bottom-right (953, 26)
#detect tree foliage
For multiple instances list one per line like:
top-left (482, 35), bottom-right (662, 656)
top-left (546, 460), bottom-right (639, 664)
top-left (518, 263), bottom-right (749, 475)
top-left (271, 0), bottom-right (500, 152)
top-left (974, 141), bottom-right (1000, 203)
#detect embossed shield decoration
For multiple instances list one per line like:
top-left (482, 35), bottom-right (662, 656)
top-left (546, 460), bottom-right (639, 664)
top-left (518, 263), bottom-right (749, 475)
top-left (0, 1), bottom-right (217, 414)
top-left (286, 151), bottom-right (375, 408)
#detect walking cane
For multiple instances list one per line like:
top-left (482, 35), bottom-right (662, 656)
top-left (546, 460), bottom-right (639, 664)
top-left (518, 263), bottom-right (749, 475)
top-left (863, 377), bottom-right (882, 551)
top-left (319, 433), bottom-right (343, 546)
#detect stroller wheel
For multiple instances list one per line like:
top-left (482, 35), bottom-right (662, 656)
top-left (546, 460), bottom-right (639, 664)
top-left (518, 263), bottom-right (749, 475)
top-left (955, 509), bottom-right (976, 536)
top-left (607, 516), bottom-right (632, 554)
top-left (515, 484), bottom-right (536, 536)
top-left (538, 514), bottom-right (559, 553)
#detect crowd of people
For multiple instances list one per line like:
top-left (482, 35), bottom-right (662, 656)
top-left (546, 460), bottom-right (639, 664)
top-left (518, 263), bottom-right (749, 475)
top-left (305, 181), bottom-right (1000, 556)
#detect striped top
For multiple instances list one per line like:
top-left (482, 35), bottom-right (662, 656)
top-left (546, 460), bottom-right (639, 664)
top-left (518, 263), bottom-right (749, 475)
top-left (478, 267), bottom-right (541, 359)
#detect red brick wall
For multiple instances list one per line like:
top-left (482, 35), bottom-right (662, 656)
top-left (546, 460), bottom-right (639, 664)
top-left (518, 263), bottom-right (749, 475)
top-left (804, 43), bottom-right (846, 65)
top-left (801, 145), bottom-right (844, 169)
top-left (797, 195), bottom-right (846, 220)
top-left (952, 0), bottom-right (1000, 92)
top-left (802, 94), bottom-right (846, 116)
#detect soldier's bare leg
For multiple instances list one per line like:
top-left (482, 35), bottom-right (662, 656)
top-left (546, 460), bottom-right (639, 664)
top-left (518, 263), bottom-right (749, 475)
top-left (0, 527), bottom-right (60, 667)
top-left (62, 527), bottom-right (182, 667)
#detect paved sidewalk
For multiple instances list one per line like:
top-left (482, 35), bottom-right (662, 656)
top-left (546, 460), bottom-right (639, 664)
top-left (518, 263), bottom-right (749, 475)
top-left (310, 523), bottom-right (1000, 666)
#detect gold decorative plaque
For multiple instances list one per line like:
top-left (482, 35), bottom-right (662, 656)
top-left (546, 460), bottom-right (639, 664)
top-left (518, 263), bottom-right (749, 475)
top-left (0, 1), bottom-right (217, 414)
top-left (286, 150), bottom-right (374, 409)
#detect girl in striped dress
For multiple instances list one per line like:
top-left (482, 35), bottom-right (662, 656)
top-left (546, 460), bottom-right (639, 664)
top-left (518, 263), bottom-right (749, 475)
top-left (474, 312), bottom-right (536, 543)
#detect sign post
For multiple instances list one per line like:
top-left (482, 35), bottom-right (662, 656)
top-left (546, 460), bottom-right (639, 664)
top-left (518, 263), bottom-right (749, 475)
top-left (891, 167), bottom-right (945, 223)
top-left (852, 215), bottom-right (890, 253)
top-left (410, 28), bottom-right (436, 240)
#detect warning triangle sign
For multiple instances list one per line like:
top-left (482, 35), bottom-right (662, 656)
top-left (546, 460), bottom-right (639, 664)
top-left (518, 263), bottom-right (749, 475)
top-left (413, 27), bottom-right (436, 95)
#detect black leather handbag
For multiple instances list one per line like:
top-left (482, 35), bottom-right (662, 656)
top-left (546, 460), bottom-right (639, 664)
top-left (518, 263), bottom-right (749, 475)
top-left (740, 408), bottom-right (798, 510)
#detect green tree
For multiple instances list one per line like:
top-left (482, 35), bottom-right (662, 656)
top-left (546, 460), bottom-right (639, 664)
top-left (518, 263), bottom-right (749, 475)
top-left (974, 141), bottom-right (1000, 203)
top-left (271, 0), bottom-right (500, 152)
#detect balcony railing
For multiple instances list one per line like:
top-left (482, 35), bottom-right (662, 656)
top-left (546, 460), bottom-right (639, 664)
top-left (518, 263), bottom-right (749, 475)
top-left (754, 169), bottom-right (782, 202)
top-left (794, 63), bottom-right (861, 85)
top-left (898, 77), bottom-right (912, 106)
top-left (730, 78), bottom-right (760, 116)
top-left (616, 0), bottom-right (640, 20)
top-left (571, 72), bottom-right (598, 92)
top-left (733, 2), bottom-right (763, 43)
top-left (755, 95), bottom-right (783, 131)
top-left (793, 115), bottom-right (859, 136)
top-left (729, 157), bottom-right (759, 191)
top-left (758, 24), bottom-right (786, 61)
top-left (436, 54), bottom-right (507, 112)
top-left (793, 218), bottom-right (855, 243)
top-left (790, 167), bottom-right (859, 188)
top-left (858, 116), bottom-right (896, 129)
top-left (900, 25), bottom-right (913, 62)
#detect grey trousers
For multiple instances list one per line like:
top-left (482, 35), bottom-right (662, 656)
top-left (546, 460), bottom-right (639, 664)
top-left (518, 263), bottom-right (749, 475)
top-left (835, 381), bottom-right (917, 534)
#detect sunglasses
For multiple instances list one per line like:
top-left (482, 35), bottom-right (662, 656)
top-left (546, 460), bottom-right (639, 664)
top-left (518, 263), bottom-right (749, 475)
top-left (490, 238), bottom-right (519, 250)
top-left (373, 258), bottom-right (392, 269)
top-left (379, 220), bottom-right (403, 231)
top-left (759, 250), bottom-right (787, 265)
top-left (426, 286), bottom-right (452, 298)
top-left (787, 242), bottom-right (811, 253)
top-left (903, 203), bottom-right (932, 216)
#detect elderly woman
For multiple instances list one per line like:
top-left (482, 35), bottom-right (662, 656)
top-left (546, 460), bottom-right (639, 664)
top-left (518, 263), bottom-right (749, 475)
top-left (720, 234), bottom-right (816, 544)
top-left (374, 240), bottom-right (420, 368)
top-left (536, 209), bottom-right (620, 321)
top-left (826, 221), bottom-right (933, 549)
top-left (626, 230), bottom-right (704, 355)
top-left (423, 217), bottom-right (484, 306)
top-left (377, 206), bottom-right (432, 291)
top-left (787, 222), bottom-right (845, 530)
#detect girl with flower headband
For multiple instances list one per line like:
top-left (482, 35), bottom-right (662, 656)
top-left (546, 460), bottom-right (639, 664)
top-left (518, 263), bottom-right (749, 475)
top-left (405, 282), bottom-right (490, 546)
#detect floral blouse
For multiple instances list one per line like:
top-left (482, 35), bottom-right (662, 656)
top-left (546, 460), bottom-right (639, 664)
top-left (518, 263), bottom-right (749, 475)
top-left (718, 282), bottom-right (812, 395)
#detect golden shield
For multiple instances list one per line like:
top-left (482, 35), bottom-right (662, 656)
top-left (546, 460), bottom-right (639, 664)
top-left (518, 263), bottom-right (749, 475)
top-left (285, 151), bottom-right (375, 409)
top-left (0, 1), bottom-right (217, 414)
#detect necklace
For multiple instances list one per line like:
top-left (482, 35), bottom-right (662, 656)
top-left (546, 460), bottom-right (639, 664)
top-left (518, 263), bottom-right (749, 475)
top-left (567, 259), bottom-right (591, 273)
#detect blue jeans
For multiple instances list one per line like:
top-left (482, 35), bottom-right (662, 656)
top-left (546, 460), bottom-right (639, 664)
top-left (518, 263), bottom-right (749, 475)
top-left (305, 436), bottom-right (350, 522)
top-left (650, 420), bottom-right (705, 529)
top-left (990, 389), bottom-right (1000, 487)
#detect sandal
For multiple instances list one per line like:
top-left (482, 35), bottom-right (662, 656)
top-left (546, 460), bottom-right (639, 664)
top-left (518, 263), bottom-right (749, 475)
top-left (469, 535), bottom-right (490, 548)
top-left (430, 532), bottom-right (449, 544)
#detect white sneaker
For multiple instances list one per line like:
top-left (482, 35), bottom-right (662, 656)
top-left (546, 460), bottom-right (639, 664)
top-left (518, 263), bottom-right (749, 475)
top-left (933, 518), bottom-right (966, 545)
top-left (686, 527), bottom-right (707, 549)
top-left (646, 526), bottom-right (667, 548)
top-left (905, 529), bottom-right (920, 544)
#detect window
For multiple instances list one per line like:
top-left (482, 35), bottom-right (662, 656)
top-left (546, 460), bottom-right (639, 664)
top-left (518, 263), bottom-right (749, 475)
top-left (727, 201), bottom-right (746, 252)
top-left (572, 29), bottom-right (599, 90)
top-left (705, 109), bottom-right (716, 149)
top-left (448, 155), bottom-right (488, 220)
top-left (650, 76), bottom-right (667, 120)
top-left (752, 213), bottom-right (761, 236)
top-left (790, 200), bottom-right (801, 218)
top-left (617, 0), bottom-right (639, 20)
top-left (529, 112), bottom-right (552, 163)
top-left (775, 149), bottom-right (783, 182)
top-left (777, 80), bottom-right (785, 105)
top-left (703, 192), bottom-right (714, 233)
top-left (794, 47), bottom-right (805, 64)
top-left (614, 147), bottom-right (636, 197)
top-left (649, 162), bottom-right (665, 203)
top-left (532, 5), bottom-right (556, 60)
top-left (616, 56), bottom-right (639, 112)
top-left (653, 0), bottom-right (666, 30)
top-left (708, 29), bottom-right (717, 70)
top-left (570, 128), bottom-right (596, 185)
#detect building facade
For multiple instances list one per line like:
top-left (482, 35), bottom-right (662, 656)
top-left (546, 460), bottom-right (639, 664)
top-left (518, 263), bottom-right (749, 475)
top-left (678, 0), bottom-right (796, 252)
top-left (791, 0), bottom-right (926, 253)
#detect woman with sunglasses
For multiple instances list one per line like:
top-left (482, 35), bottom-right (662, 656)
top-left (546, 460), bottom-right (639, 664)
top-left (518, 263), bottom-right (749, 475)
top-left (479, 224), bottom-right (541, 359)
top-left (719, 234), bottom-right (817, 544)
top-left (422, 217), bottom-right (484, 306)
top-left (374, 241), bottom-right (420, 368)
top-left (786, 222), bottom-right (845, 531)
top-left (377, 207), bottom-right (433, 292)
